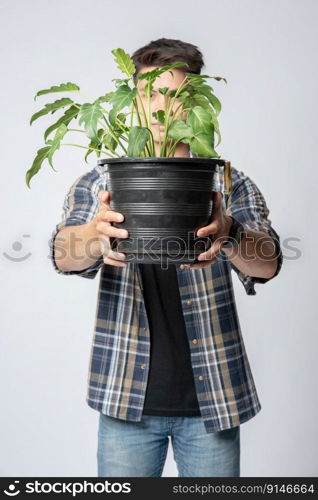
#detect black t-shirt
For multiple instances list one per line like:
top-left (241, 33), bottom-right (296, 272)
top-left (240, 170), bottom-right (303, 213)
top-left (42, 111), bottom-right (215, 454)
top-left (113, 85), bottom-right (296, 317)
top-left (139, 263), bottom-right (201, 416)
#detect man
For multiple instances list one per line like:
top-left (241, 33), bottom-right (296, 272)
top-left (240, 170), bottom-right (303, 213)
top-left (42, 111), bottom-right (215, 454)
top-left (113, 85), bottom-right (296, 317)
top-left (50, 38), bottom-right (283, 477)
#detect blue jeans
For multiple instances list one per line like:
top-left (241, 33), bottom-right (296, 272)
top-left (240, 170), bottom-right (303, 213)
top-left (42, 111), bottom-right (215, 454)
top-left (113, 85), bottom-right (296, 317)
top-left (97, 413), bottom-right (240, 477)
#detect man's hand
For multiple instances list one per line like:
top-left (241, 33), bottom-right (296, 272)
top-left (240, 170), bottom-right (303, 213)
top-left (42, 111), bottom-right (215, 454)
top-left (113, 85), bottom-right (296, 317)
top-left (186, 192), bottom-right (233, 270)
top-left (93, 190), bottom-right (129, 267)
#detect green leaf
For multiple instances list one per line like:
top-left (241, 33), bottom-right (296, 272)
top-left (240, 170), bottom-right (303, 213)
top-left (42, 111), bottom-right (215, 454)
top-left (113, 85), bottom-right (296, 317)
top-left (47, 124), bottom-right (68, 168)
top-left (186, 106), bottom-right (213, 135)
top-left (115, 112), bottom-right (127, 127)
top-left (189, 133), bottom-right (219, 157)
top-left (25, 146), bottom-right (51, 188)
top-left (198, 85), bottom-right (222, 115)
top-left (111, 48), bottom-right (136, 77)
top-left (158, 87), bottom-right (169, 95)
top-left (30, 98), bottom-right (73, 125)
top-left (136, 62), bottom-right (189, 81)
top-left (108, 85), bottom-right (137, 112)
top-left (186, 73), bottom-right (227, 85)
top-left (111, 78), bottom-right (131, 88)
top-left (127, 126), bottom-right (150, 156)
top-left (102, 133), bottom-right (118, 153)
top-left (84, 129), bottom-right (105, 163)
top-left (108, 107), bottom-right (118, 127)
top-left (206, 107), bottom-right (221, 147)
top-left (108, 108), bottom-right (128, 131)
top-left (78, 100), bottom-right (103, 141)
top-left (96, 92), bottom-right (115, 103)
top-left (152, 110), bottom-right (165, 124)
top-left (190, 93), bottom-right (210, 109)
top-left (43, 104), bottom-right (79, 142)
top-left (34, 82), bottom-right (80, 101)
top-left (167, 120), bottom-right (193, 141)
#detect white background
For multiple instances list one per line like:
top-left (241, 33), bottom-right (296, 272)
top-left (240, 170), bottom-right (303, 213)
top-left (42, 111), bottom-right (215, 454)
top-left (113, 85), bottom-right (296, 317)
top-left (0, 0), bottom-right (316, 477)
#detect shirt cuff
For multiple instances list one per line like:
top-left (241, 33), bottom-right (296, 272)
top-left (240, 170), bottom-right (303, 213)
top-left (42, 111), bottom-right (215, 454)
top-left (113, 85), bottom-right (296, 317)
top-left (229, 224), bottom-right (283, 295)
top-left (49, 221), bottom-right (104, 279)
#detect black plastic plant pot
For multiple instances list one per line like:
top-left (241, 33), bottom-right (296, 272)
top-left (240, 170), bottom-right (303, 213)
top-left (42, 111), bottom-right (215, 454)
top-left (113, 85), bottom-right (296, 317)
top-left (97, 157), bottom-right (225, 265)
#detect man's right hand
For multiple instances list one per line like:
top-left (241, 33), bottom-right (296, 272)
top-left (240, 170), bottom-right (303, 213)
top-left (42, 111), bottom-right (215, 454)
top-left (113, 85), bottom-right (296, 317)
top-left (93, 190), bottom-right (129, 267)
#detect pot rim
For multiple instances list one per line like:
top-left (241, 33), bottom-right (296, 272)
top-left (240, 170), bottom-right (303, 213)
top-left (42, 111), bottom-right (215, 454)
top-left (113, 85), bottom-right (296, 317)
top-left (97, 157), bottom-right (227, 166)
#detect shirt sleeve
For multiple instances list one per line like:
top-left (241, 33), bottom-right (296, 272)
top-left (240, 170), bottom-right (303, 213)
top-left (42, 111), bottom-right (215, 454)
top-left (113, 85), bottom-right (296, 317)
top-left (224, 168), bottom-right (283, 295)
top-left (49, 169), bottom-right (106, 279)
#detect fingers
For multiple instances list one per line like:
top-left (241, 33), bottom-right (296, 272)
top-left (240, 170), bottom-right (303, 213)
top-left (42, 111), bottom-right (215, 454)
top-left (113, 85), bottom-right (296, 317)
top-left (196, 218), bottom-right (222, 237)
top-left (103, 250), bottom-right (128, 267)
top-left (188, 258), bottom-right (216, 269)
top-left (99, 209), bottom-right (125, 224)
top-left (96, 191), bottom-right (128, 267)
top-left (196, 192), bottom-right (224, 237)
top-left (197, 238), bottom-right (224, 261)
top-left (97, 191), bottom-right (125, 224)
top-left (212, 191), bottom-right (223, 211)
top-left (96, 222), bottom-right (128, 239)
top-left (98, 236), bottom-right (128, 267)
top-left (98, 190), bottom-right (110, 206)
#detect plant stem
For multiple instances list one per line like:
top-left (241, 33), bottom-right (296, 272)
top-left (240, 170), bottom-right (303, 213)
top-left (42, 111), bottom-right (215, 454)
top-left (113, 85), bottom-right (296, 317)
top-left (99, 116), bottom-right (128, 155)
top-left (165, 105), bottom-right (191, 156)
top-left (61, 142), bottom-right (120, 157)
top-left (132, 97), bottom-right (152, 156)
top-left (160, 76), bottom-right (189, 156)
top-left (134, 92), bottom-right (154, 156)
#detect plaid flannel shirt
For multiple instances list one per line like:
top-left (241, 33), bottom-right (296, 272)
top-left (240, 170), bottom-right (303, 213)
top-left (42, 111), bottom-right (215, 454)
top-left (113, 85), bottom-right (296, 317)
top-left (49, 154), bottom-right (283, 434)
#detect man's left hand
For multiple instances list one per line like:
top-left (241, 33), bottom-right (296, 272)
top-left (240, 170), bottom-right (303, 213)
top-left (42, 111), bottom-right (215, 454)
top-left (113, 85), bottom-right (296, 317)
top-left (186, 192), bottom-right (233, 269)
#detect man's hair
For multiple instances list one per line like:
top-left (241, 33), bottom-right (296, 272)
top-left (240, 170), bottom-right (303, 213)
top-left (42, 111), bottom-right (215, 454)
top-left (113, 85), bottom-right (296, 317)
top-left (131, 38), bottom-right (204, 85)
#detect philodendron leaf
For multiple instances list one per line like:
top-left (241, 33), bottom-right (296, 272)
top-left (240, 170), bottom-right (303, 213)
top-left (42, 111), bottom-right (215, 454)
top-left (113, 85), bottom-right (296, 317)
top-left (158, 87), bottom-right (169, 95)
top-left (190, 93), bottom-right (210, 109)
top-left (102, 133), bottom-right (118, 152)
top-left (137, 62), bottom-right (189, 81)
top-left (115, 113), bottom-right (128, 129)
top-left (127, 126), bottom-right (151, 156)
top-left (47, 123), bottom-right (68, 168)
top-left (34, 82), bottom-right (80, 101)
top-left (30, 98), bottom-right (73, 125)
top-left (97, 92), bottom-right (115, 103)
top-left (167, 120), bottom-right (193, 141)
top-left (25, 146), bottom-right (51, 188)
top-left (78, 100), bottom-right (103, 141)
top-left (85, 129), bottom-right (105, 163)
top-left (111, 48), bottom-right (136, 77)
top-left (198, 84), bottom-right (222, 115)
top-left (112, 78), bottom-right (131, 88)
top-left (108, 85), bottom-right (137, 112)
top-left (108, 107), bottom-right (118, 127)
top-left (189, 133), bottom-right (220, 157)
top-left (44, 104), bottom-right (80, 142)
top-left (206, 107), bottom-right (221, 147)
top-left (152, 110), bottom-right (165, 124)
top-left (186, 106), bottom-right (213, 136)
top-left (186, 73), bottom-right (227, 85)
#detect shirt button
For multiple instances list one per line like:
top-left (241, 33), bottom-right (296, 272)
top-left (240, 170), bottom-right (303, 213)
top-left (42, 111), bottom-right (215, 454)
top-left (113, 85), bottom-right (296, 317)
top-left (198, 375), bottom-right (204, 381)
top-left (140, 364), bottom-right (146, 369)
top-left (192, 339), bottom-right (198, 344)
top-left (186, 299), bottom-right (193, 305)
top-left (179, 264), bottom-right (185, 270)
top-left (143, 327), bottom-right (147, 331)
